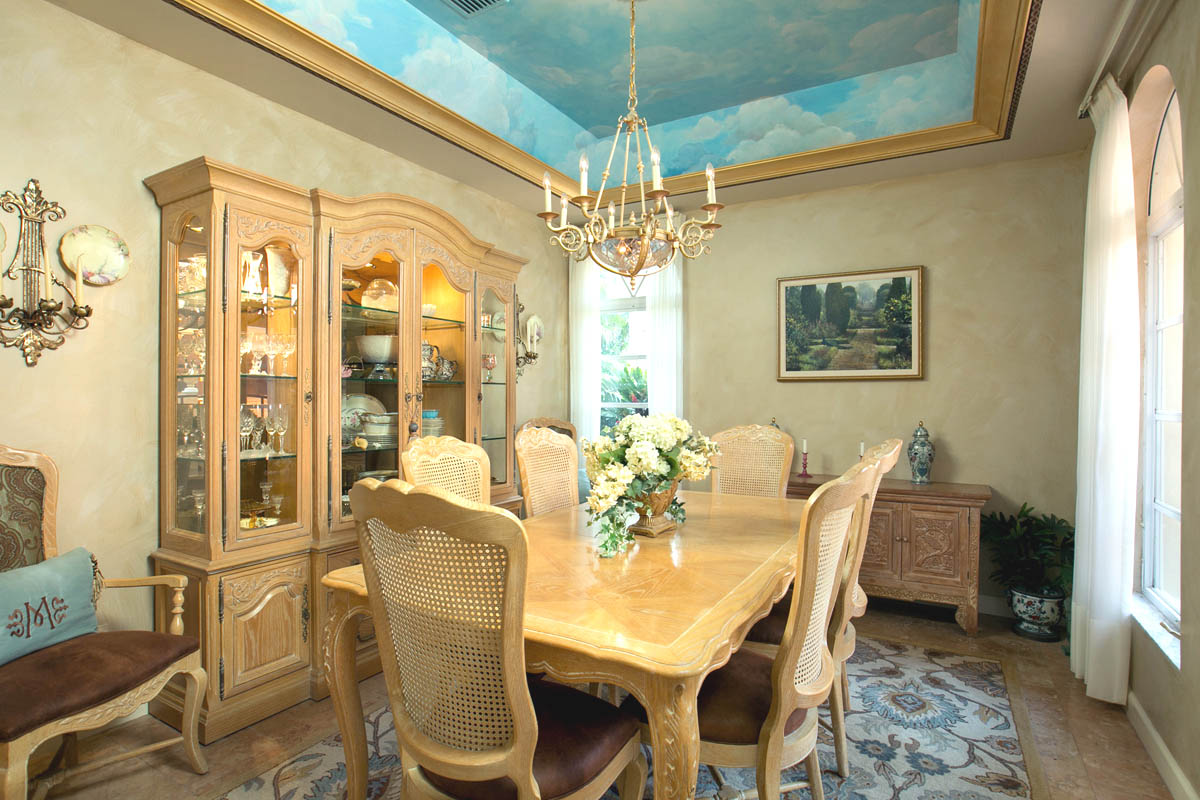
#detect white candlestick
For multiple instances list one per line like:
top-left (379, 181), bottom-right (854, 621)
top-left (665, 199), bottom-right (674, 228)
top-left (559, 193), bottom-right (568, 227)
top-left (43, 261), bottom-right (51, 300)
top-left (607, 201), bottom-right (615, 230)
top-left (859, 441), bottom-right (865, 457)
top-left (579, 154), bottom-right (589, 197)
top-left (802, 438), bottom-right (807, 454)
top-left (705, 163), bottom-right (716, 205)
top-left (74, 264), bottom-right (83, 306)
top-left (651, 147), bottom-right (663, 190)
top-left (542, 171), bottom-right (552, 212)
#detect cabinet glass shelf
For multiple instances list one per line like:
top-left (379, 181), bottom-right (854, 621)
top-left (342, 302), bottom-right (398, 323)
top-left (422, 315), bottom-right (464, 330)
top-left (342, 376), bottom-right (399, 385)
top-left (178, 451), bottom-right (297, 463)
top-left (342, 444), bottom-right (397, 454)
top-left (423, 379), bottom-right (464, 386)
top-left (481, 435), bottom-right (507, 442)
top-left (238, 374), bottom-right (297, 381)
top-left (482, 325), bottom-right (506, 334)
top-left (482, 381), bottom-right (506, 386)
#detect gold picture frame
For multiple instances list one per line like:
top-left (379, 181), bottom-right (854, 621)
top-left (777, 265), bottom-right (924, 381)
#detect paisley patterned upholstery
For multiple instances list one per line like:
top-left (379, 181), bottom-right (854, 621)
top-left (0, 464), bottom-right (46, 572)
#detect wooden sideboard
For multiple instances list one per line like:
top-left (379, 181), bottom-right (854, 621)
top-left (787, 473), bottom-right (991, 633)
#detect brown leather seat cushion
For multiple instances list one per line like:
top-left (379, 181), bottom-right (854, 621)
top-left (746, 586), bottom-right (792, 645)
top-left (422, 677), bottom-right (639, 800)
top-left (0, 630), bottom-right (198, 742)
top-left (621, 649), bottom-right (808, 745)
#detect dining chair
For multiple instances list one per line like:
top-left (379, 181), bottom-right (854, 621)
top-left (744, 439), bottom-right (902, 780)
top-left (0, 443), bottom-right (207, 800)
top-left (348, 478), bottom-right (648, 800)
top-left (515, 426), bottom-right (579, 517)
top-left (518, 417), bottom-right (577, 441)
top-left (622, 458), bottom-right (879, 800)
top-left (710, 424), bottom-right (795, 497)
top-left (401, 435), bottom-right (490, 504)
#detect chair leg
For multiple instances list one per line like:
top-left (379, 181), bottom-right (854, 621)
top-left (62, 733), bottom-right (80, 768)
top-left (830, 666), bottom-right (849, 778)
top-left (1, 746), bottom-right (29, 800)
top-left (805, 749), bottom-right (824, 800)
top-left (618, 747), bottom-right (648, 800)
top-left (841, 667), bottom-right (850, 713)
top-left (181, 668), bottom-right (209, 774)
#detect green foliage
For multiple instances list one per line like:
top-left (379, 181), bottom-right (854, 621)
top-left (601, 362), bottom-right (646, 403)
top-left (600, 312), bottom-right (629, 356)
top-left (875, 284), bottom-right (890, 310)
top-left (981, 504), bottom-right (1075, 595)
top-left (824, 281), bottom-right (850, 333)
top-left (799, 284), bottom-right (821, 324)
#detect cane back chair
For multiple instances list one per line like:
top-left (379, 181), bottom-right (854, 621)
top-left (401, 436), bottom-right (491, 504)
top-left (518, 417), bottom-right (576, 442)
top-left (622, 457), bottom-right (879, 800)
top-left (349, 479), bottom-right (647, 800)
top-left (515, 427), bottom-right (579, 518)
top-left (0, 444), bottom-right (207, 800)
top-left (710, 424), bottom-right (795, 498)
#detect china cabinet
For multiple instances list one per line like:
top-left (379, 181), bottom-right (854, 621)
top-left (145, 158), bottom-right (525, 740)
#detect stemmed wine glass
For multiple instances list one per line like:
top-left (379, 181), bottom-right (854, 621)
top-left (192, 490), bottom-right (205, 526)
top-left (271, 404), bottom-right (290, 455)
top-left (194, 334), bottom-right (206, 376)
top-left (263, 405), bottom-right (280, 454)
top-left (249, 332), bottom-right (267, 375)
top-left (239, 337), bottom-right (254, 375)
top-left (239, 404), bottom-right (256, 452)
top-left (259, 480), bottom-right (273, 504)
top-left (278, 336), bottom-right (296, 377)
top-left (265, 334), bottom-right (282, 376)
top-left (178, 331), bottom-right (196, 375)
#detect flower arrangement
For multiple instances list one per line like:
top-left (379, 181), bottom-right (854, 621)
top-left (582, 413), bottom-right (718, 557)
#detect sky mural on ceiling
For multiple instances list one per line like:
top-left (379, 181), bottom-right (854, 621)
top-left (261, 0), bottom-right (979, 179)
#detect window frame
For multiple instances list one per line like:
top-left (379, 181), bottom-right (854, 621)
top-left (598, 291), bottom-right (649, 427)
top-left (1141, 110), bottom-right (1185, 625)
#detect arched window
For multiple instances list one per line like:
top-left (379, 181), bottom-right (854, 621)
top-left (1142, 88), bottom-right (1184, 624)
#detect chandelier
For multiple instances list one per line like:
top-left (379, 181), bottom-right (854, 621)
top-left (537, 0), bottom-right (722, 288)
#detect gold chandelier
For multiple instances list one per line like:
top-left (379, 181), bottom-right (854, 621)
top-left (537, 0), bottom-right (722, 288)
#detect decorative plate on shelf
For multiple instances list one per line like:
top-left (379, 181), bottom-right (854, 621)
top-left (488, 310), bottom-right (506, 341)
top-left (341, 393), bottom-right (387, 434)
top-left (59, 224), bottom-right (131, 285)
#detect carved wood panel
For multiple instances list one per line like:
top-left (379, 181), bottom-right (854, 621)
top-left (902, 505), bottom-right (968, 588)
top-left (859, 501), bottom-right (902, 582)
top-left (219, 556), bottom-right (311, 698)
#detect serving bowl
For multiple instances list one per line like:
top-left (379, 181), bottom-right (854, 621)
top-left (357, 335), bottom-right (397, 364)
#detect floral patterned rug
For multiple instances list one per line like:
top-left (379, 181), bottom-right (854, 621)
top-left (214, 638), bottom-right (1040, 800)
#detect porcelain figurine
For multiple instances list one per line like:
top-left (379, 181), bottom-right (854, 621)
top-left (907, 420), bottom-right (935, 484)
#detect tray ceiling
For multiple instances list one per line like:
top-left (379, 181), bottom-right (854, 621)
top-left (172, 0), bottom-right (1038, 198)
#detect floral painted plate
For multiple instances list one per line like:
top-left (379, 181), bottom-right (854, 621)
top-left (488, 310), bottom-right (506, 341)
top-left (59, 224), bottom-right (131, 286)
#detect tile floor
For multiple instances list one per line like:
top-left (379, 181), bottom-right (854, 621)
top-left (37, 605), bottom-right (1171, 800)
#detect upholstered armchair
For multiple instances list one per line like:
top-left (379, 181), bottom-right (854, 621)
top-left (0, 444), bottom-right (207, 800)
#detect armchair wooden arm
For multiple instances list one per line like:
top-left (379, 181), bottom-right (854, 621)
top-left (102, 575), bottom-right (189, 636)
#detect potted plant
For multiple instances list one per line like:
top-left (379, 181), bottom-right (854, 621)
top-left (981, 503), bottom-right (1075, 641)
top-left (582, 413), bottom-right (718, 557)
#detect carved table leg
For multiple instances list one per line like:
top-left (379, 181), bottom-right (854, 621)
top-left (324, 591), bottom-right (370, 800)
top-left (643, 674), bottom-right (702, 800)
top-left (955, 602), bottom-right (979, 635)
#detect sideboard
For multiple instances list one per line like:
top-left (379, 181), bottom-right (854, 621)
top-left (787, 473), bottom-right (992, 634)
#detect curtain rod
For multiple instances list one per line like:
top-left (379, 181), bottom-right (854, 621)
top-left (1077, 0), bottom-right (1139, 119)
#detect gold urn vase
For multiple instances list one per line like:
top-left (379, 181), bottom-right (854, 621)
top-left (628, 479), bottom-right (680, 538)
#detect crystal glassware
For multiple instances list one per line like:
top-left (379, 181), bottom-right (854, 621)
top-left (279, 336), bottom-right (296, 376)
top-left (192, 490), bottom-right (205, 522)
top-left (481, 352), bottom-right (498, 382)
top-left (239, 337), bottom-right (254, 375)
top-left (259, 481), bottom-right (273, 503)
top-left (265, 334), bottom-right (282, 376)
top-left (262, 409), bottom-right (278, 454)
top-left (178, 331), bottom-right (196, 375)
top-left (240, 404), bottom-right (256, 452)
top-left (272, 404), bottom-right (290, 455)
top-left (249, 332), bottom-right (267, 375)
top-left (271, 494), bottom-right (284, 516)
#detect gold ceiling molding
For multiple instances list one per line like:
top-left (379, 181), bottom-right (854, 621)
top-left (166, 0), bottom-right (1038, 204)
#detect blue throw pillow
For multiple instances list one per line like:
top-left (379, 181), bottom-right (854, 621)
top-left (1, 547), bottom-right (99, 667)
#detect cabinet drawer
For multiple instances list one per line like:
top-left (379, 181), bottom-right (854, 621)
top-left (902, 505), bottom-right (969, 588)
top-left (859, 501), bottom-right (903, 583)
top-left (218, 556), bottom-right (311, 699)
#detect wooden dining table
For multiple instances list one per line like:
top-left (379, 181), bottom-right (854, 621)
top-left (321, 489), bottom-right (812, 800)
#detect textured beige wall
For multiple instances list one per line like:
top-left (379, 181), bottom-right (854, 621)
top-left (0, 0), bottom-right (567, 631)
top-left (1124, 1), bottom-right (1200, 791)
top-left (684, 152), bottom-right (1088, 528)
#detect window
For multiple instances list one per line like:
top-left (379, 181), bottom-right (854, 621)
top-left (599, 274), bottom-right (650, 430)
top-left (1142, 91), bottom-right (1184, 624)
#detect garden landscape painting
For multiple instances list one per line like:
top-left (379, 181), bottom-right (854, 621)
top-left (778, 266), bottom-right (922, 380)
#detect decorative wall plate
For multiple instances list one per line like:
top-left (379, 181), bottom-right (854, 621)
top-left (341, 393), bottom-right (387, 434)
top-left (58, 224), bottom-right (131, 285)
top-left (489, 310), bottom-right (506, 341)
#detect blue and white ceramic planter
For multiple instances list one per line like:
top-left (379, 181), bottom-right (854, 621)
top-left (1009, 587), bottom-right (1065, 641)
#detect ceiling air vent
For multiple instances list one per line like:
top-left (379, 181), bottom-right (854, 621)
top-left (440, 0), bottom-right (508, 17)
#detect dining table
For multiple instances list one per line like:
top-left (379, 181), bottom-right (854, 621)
top-left (321, 488), bottom-right (812, 800)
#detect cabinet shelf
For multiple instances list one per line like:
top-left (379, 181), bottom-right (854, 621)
top-left (240, 373), bottom-right (297, 381)
top-left (423, 379), bottom-right (464, 386)
top-left (422, 315), bottom-right (464, 330)
top-left (481, 435), bottom-right (507, 442)
top-left (342, 444), bottom-right (398, 454)
top-left (342, 302), bottom-right (398, 323)
top-left (342, 376), bottom-right (399, 385)
top-left (482, 381), bottom-right (506, 386)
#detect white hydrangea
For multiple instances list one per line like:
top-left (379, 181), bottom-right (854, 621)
top-left (587, 463), bottom-right (635, 515)
top-left (625, 440), bottom-right (668, 477)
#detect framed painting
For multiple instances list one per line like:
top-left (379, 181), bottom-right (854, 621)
top-left (778, 265), bottom-right (923, 380)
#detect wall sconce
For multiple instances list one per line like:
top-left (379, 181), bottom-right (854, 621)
top-left (0, 179), bottom-right (92, 366)
top-left (514, 294), bottom-right (542, 380)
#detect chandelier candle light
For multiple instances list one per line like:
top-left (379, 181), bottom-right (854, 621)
top-left (537, 0), bottom-right (722, 289)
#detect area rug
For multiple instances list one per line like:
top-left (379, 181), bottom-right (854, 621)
top-left (213, 637), bottom-right (1043, 800)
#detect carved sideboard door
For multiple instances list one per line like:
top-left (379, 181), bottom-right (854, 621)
top-left (789, 474), bottom-right (990, 633)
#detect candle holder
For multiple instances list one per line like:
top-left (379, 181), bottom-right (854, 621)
top-left (0, 180), bottom-right (92, 366)
top-left (514, 294), bottom-right (539, 380)
top-left (799, 451), bottom-right (811, 479)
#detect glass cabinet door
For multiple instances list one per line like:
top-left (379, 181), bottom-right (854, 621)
top-left (337, 251), bottom-right (403, 521)
top-left (479, 285), bottom-right (510, 486)
top-left (420, 263), bottom-right (469, 441)
top-left (173, 213), bottom-right (210, 534)
top-left (235, 239), bottom-right (303, 538)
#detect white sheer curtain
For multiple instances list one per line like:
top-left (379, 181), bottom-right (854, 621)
top-left (569, 257), bottom-right (603, 444)
top-left (645, 257), bottom-right (683, 416)
top-left (1071, 74), bottom-right (1139, 705)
